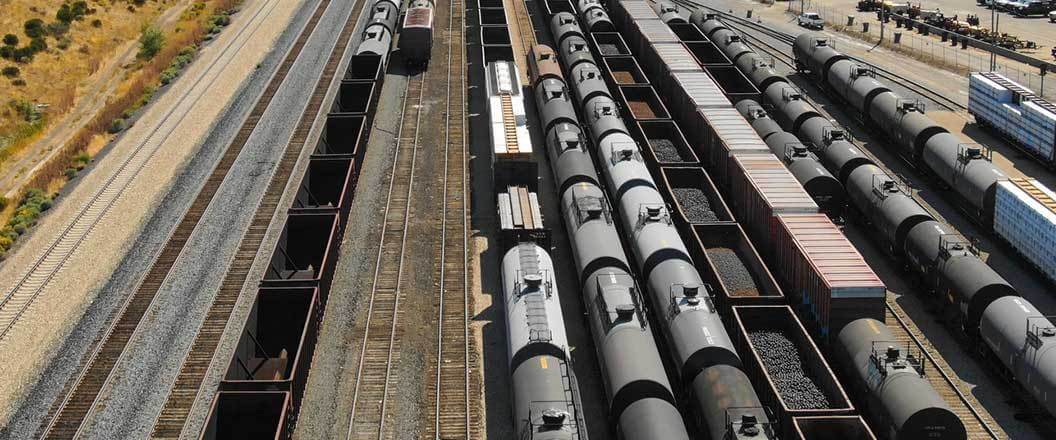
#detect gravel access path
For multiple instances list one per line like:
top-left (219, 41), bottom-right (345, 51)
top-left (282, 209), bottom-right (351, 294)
top-left (0, 0), bottom-right (307, 431)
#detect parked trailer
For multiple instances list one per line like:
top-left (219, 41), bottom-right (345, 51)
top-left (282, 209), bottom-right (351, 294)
top-left (730, 305), bottom-right (855, 439)
top-left (199, 391), bottom-right (292, 440)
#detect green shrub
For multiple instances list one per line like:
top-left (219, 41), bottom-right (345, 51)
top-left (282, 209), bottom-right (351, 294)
top-left (23, 19), bottom-right (46, 39)
top-left (2, 67), bottom-right (19, 78)
top-left (28, 37), bottom-right (47, 53)
top-left (0, 235), bottom-right (12, 250)
top-left (65, 168), bottom-right (78, 179)
top-left (109, 118), bottom-right (126, 133)
top-left (0, 46), bottom-right (13, 59)
top-left (57, 4), bottom-right (75, 23)
top-left (2, 34), bottom-right (17, 46)
top-left (47, 21), bottom-right (70, 37)
top-left (137, 25), bottom-right (164, 60)
top-left (57, 37), bottom-right (72, 50)
top-left (11, 78), bottom-right (25, 86)
top-left (91, 19), bottom-right (103, 28)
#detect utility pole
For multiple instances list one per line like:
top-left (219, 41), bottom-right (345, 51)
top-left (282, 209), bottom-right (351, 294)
top-left (990, 6), bottom-right (997, 70)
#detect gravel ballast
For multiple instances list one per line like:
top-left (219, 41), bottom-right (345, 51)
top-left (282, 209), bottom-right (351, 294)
top-left (708, 247), bottom-right (759, 296)
top-left (672, 188), bottom-right (716, 222)
top-left (749, 330), bottom-right (834, 410)
top-left (649, 138), bottom-right (687, 162)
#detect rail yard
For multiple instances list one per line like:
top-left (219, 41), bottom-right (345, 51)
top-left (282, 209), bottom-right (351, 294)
top-left (1, 0), bottom-right (1056, 438)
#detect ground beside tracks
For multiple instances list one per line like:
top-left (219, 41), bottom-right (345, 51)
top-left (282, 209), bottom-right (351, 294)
top-left (0, 0), bottom-right (309, 435)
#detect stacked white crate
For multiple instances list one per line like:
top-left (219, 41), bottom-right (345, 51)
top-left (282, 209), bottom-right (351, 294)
top-left (994, 179), bottom-right (1056, 284)
top-left (968, 72), bottom-right (1056, 161)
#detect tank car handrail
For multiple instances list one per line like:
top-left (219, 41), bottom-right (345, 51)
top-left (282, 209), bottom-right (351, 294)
top-left (667, 283), bottom-right (715, 317)
top-left (886, 303), bottom-right (1002, 438)
top-left (1025, 316), bottom-right (1056, 349)
top-left (868, 340), bottom-right (927, 377)
top-left (723, 406), bottom-right (777, 439)
top-left (956, 143), bottom-right (992, 164)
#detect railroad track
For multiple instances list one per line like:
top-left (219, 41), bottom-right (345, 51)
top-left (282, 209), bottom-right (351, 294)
top-left (343, 23), bottom-right (438, 440)
top-left (884, 302), bottom-right (1003, 439)
top-left (0, 0), bottom-right (288, 346)
top-left (420, 0), bottom-right (475, 436)
top-left (34, 0), bottom-right (326, 437)
top-left (146, 0), bottom-right (368, 437)
top-left (672, 0), bottom-right (967, 113)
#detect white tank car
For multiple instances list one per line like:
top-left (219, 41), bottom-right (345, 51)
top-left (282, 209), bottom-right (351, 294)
top-left (501, 242), bottom-right (584, 439)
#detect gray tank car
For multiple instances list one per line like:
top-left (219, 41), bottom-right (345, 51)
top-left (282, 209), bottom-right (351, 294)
top-left (921, 135), bottom-right (1006, 223)
top-left (574, 0), bottom-right (614, 32)
top-left (501, 243), bottom-right (586, 439)
top-left (713, 18), bottom-right (1056, 422)
top-left (845, 164), bottom-right (933, 255)
top-left (532, 44), bottom-right (692, 440)
top-left (902, 220), bottom-right (1018, 331)
top-left (356, 23), bottom-right (394, 58)
top-left (535, 78), bottom-right (579, 133)
top-left (653, 2), bottom-right (687, 23)
top-left (551, 12), bottom-right (585, 45)
top-left (980, 297), bottom-right (1056, 418)
top-left (835, 319), bottom-right (966, 440)
top-left (550, 25), bottom-right (774, 439)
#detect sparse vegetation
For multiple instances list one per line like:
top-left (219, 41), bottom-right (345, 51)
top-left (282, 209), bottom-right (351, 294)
top-left (0, 188), bottom-right (54, 258)
top-left (137, 25), bottom-right (164, 60)
top-left (0, 0), bottom-right (244, 255)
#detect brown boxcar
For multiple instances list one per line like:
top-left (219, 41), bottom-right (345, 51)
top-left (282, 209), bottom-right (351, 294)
top-left (730, 305), bottom-right (856, 439)
top-left (726, 154), bottom-right (818, 247)
top-left (791, 416), bottom-right (878, 440)
top-left (695, 108), bottom-right (771, 187)
top-left (199, 391), bottom-right (292, 440)
top-left (772, 214), bottom-right (886, 340)
top-left (689, 223), bottom-right (784, 312)
top-left (220, 287), bottom-right (321, 410)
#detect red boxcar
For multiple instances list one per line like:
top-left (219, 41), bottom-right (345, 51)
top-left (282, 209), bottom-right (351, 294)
top-left (772, 214), bottom-right (886, 339)
top-left (726, 154), bottom-right (818, 248)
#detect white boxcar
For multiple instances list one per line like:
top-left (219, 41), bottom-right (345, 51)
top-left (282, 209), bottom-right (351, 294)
top-left (487, 61), bottom-right (536, 185)
top-left (994, 178), bottom-right (1056, 284)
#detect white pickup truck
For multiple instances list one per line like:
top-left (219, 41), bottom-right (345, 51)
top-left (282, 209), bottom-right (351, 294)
top-left (798, 12), bottom-right (824, 30)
